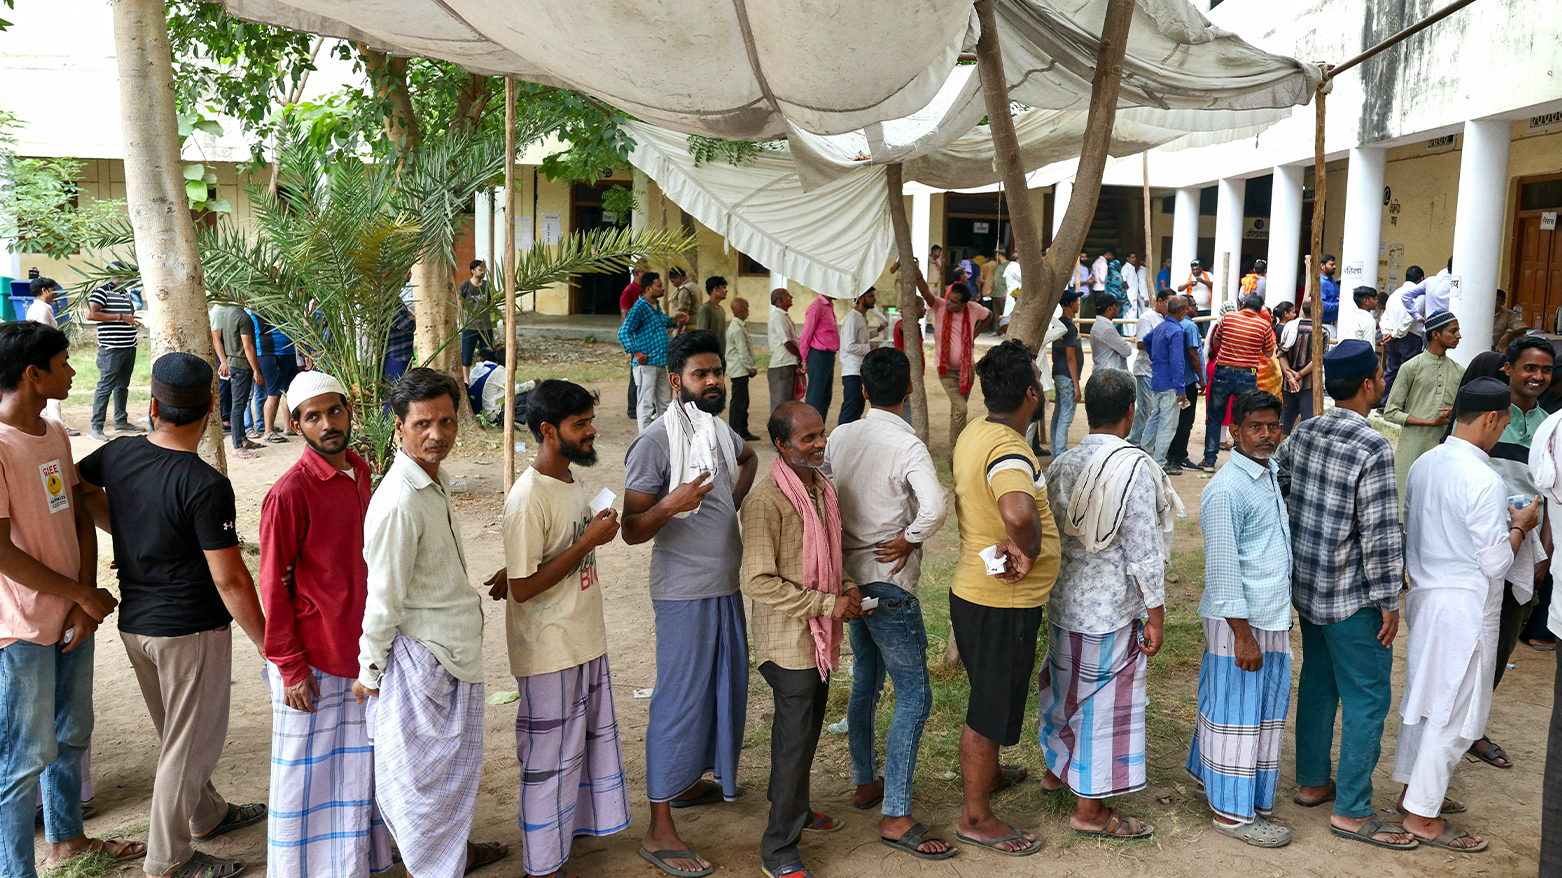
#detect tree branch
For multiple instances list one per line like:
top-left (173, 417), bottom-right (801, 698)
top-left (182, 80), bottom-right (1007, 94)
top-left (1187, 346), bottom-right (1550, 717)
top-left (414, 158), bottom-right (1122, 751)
top-left (358, 45), bottom-right (421, 150)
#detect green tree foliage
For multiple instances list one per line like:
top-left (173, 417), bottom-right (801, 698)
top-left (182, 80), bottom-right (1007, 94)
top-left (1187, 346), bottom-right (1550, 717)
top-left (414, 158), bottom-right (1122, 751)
top-left (0, 112), bottom-right (125, 258)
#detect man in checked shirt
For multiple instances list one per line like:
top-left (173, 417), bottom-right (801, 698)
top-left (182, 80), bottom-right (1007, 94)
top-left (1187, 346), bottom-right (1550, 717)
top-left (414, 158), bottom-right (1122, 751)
top-left (1272, 339), bottom-right (1416, 851)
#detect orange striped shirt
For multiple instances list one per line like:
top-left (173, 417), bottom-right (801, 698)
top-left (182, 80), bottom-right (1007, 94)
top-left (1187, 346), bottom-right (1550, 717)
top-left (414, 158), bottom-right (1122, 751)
top-left (1214, 309), bottom-right (1276, 369)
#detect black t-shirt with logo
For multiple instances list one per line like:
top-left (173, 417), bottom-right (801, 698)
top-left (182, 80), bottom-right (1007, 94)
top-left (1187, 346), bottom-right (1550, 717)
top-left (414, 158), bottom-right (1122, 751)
top-left (77, 437), bottom-right (240, 637)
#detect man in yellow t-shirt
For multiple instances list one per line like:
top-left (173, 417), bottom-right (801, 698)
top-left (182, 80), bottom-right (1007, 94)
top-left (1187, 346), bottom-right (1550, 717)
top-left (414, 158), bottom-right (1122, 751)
top-left (948, 340), bottom-right (1061, 858)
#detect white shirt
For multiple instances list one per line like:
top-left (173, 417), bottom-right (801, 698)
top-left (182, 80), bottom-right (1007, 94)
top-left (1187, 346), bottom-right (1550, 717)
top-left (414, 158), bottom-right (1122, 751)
top-left (1089, 313), bottom-right (1133, 372)
top-left (839, 308), bottom-right (872, 377)
top-left (25, 299), bottom-right (57, 328)
top-left (468, 359), bottom-right (505, 415)
top-left (1400, 436), bottom-right (1513, 737)
top-left (1091, 256), bottom-right (1108, 291)
top-left (1340, 307), bottom-right (1378, 344)
top-left (1003, 262), bottom-right (1024, 318)
top-left (1185, 271), bottom-right (1214, 310)
top-left (1130, 310), bottom-right (1164, 377)
top-left (1069, 263), bottom-right (1090, 292)
top-left (822, 409), bottom-right (948, 592)
top-left (359, 451), bottom-right (485, 688)
top-left (767, 304), bottom-right (800, 368)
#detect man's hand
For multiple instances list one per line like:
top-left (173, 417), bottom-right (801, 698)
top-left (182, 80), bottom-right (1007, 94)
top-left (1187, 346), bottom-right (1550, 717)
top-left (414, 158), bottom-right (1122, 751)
top-left (1284, 371), bottom-right (1301, 393)
top-left (1512, 498), bottom-right (1542, 533)
top-left (218, 362), bottom-right (231, 379)
top-left (633, 351), bottom-right (649, 365)
top-left (675, 313), bottom-right (691, 326)
top-left (1377, 608), bottom-right (1400, 648)
top-left (1140, 618), bottom-right (1164, 658)
top-left (664, 472), bottom-right (714, 515)
top-left (60, 606), bottom-right (98, 653)
top-left (284, 675), bottom-right (321, 713)
top-left (1431, 406), bottom-right (1452, 427)
top-left (351, 680), bottom-right (378, 703)
top-left (993, 539), bottom-right (1034, 584)
top-left (873, 534), bottom-right (920, 574)
top-left (75, 585), bottom-right (118, 622)
top-left (830, 588), bottom-right (864, 621)
top-left (1176, 394), bottom-right (1187, 407)
top-left (485, 567), bottom-right (509, 601)
top-left (1233, 631), bottom-right (1264, 672)
top-left (583, 508), bottom-right (620, 549)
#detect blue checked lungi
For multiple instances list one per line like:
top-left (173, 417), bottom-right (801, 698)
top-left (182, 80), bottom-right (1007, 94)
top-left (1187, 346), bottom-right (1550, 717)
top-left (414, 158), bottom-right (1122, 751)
top-left (1186, 618), bottom-right (1292, 824)
top-left (368, 636), bottom-right (484, 878)
top-left (1038, 621), bottom-right (1148, 799)
top-left (515, 655), bottom-right (631, 875)
top-left (265, 664), bottom-right (393, 877)
top-left (646, 593), bottom-right (749, 803)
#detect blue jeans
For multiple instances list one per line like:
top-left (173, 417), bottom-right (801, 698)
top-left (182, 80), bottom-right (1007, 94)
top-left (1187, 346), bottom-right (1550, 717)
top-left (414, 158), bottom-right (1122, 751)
top-left (1051, 375), bottom-right (1076, 457)
top-left (0, 637), bottom-right (94, 878)
top-left (1203, 366), bottom-right (1258, 463)
top-left (846, 583), bottom-right (931, 818)
top-left (1295, 608), bottom-right (1393, 820)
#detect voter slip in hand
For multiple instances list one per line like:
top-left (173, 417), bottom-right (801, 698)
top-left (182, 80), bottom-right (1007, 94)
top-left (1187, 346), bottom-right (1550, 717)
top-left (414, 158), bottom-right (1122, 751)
top-left (859, 596), bottom-right (880, 611)
top-left (589, 488), bottom-right (616, 515)
top-left (979, 544), bottom-right (1009, 575)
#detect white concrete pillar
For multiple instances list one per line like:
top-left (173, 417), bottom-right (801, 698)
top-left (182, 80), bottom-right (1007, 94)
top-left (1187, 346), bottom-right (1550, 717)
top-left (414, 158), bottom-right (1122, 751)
top-left (1170, 186), bottom-right (1200, 290)
top-left (1267, 166), bottom-right (1304, 305)
top-left (1214, 177), bottom-right (1247, 307)
top-left (1449, 119), bottom-right (1512, 363)
top-left (1339, 146), bottom-right (1387, 334)
top-left (768, 271), bottom-right (789, 292)
top-left (474, 187), bottom-right (492, 270)
top-left (1052, 180), bottom-right (1072, 240)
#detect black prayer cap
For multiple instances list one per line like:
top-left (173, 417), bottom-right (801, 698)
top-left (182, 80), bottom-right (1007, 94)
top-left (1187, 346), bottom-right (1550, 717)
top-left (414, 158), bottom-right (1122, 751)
top-left (1457, 377), bottom-right (1511, 413)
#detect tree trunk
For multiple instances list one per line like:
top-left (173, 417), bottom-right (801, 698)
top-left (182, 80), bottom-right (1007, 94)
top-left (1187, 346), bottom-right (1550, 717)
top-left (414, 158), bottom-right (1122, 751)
top-left (411, 258), bottom-right (462, 377)
top-left (110, 0), bottom-right (225, 471)
top-left (885, 165), bottom-right (930, 442)
top-left (975, 0), bottom-right (1136, 352)
top-left (360, 47), bottom-right (422, 152)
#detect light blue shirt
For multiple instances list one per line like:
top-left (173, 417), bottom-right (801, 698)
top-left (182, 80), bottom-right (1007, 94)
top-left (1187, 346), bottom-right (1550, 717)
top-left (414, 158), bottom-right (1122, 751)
top-left (1198, 451), bottom-right (1293, 631)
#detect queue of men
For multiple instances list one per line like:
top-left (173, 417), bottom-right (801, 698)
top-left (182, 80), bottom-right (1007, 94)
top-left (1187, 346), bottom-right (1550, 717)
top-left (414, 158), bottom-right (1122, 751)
top-left (4, 280), bottom-right (1562, 878)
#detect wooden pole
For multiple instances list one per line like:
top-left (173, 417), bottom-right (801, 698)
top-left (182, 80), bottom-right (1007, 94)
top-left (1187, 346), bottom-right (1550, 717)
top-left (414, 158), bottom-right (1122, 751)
top-left (1309, 78), bottom-right (1330, 417)
top-left (502, 77), bottom-right (520, 489)
top-left (1142, 152), bottom-right (1154, 305)
top-left (886, 164), bottom-right (930, 443)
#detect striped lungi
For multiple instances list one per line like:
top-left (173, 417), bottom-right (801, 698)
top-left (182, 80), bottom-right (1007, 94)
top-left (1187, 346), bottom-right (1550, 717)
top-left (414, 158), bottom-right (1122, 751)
top-left (368, 635), bottom-right (484, 878)
top-left (515, 654), bottom-right (631, 875)
top-left (646, 593), bottom-right (749, 802)
top-left (1186, 618), bottom-right (1292, 824)
top-left (265, 663), bottom-right (393, 877)
top-left (1037, 621), bottom-right (1147, 799)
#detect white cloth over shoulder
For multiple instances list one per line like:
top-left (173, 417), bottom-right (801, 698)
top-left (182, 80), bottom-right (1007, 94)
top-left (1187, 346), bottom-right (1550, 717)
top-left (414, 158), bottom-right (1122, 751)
top-left (1063, 436), bottom-right (1184, 554)
top-left (663, 400), bottom-right (739, 519)
top-left (1399, 437), bottom-right (1513, 738)
top-left (1531, 410), bottom-right (1562, 636)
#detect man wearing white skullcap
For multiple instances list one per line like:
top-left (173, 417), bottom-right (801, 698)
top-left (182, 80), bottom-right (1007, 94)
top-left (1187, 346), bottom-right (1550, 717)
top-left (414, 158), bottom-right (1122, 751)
top-left (258, 373), bottom-right (394, 876)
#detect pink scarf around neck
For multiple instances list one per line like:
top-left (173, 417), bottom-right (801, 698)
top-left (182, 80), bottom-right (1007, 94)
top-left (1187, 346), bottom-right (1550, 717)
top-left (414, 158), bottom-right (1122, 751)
top-left (769, 455), bottom-right (844, 679)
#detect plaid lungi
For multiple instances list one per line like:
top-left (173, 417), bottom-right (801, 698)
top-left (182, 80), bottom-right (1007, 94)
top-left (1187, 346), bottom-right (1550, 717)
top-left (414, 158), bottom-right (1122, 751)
top-left (266, 663), bottom-right (393, 876)
top-left (1037, 621), bottom-right (1148, 799)
top-left (368, 635), bottom-right (484, 878)
top-left (515, 655), bottom-right (631, 875)
top-left (1186, 618), bottom-right (1292, 824)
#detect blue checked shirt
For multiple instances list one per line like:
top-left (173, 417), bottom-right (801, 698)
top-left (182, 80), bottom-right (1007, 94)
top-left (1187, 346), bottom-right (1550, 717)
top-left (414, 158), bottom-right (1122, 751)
top-left (1198, 451), bottom-right (1292, 631)
top-left (618, 296), bottom-right (677, 367)
top-left (1273, 407), bottom-right (1404, 625)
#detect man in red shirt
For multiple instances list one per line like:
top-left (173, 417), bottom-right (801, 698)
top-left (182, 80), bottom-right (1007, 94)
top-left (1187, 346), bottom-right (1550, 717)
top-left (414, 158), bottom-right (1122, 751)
top-left (259, 371), bottom-right (392, 877)
top-left (1201, 294), bottom-right (1276, 468)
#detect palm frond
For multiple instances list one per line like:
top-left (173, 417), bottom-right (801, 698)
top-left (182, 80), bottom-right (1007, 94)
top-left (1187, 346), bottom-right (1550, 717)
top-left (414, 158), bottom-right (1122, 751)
top-left (507, 225), bottom-right (698, 296)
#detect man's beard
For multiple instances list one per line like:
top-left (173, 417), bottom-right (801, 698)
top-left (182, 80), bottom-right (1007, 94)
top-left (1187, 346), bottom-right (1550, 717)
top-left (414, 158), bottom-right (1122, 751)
top-left (681, 386), bottom-right (726, 416)
top-left (305, 428), bottom-right (350, 457)
top-left (561, 437), bottom-right (598, 467)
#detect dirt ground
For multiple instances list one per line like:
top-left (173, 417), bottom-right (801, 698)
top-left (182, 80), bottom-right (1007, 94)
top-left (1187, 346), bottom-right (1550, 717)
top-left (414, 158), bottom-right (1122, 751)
top-left (48, 339), bottom-right (1549, 878)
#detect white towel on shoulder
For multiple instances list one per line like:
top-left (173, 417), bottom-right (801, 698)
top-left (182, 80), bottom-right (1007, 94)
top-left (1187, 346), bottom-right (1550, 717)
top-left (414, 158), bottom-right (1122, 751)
top-left (664, 400), bottom-right (738, 519)
top-left (1064, 435), bottom-right (1185, 554)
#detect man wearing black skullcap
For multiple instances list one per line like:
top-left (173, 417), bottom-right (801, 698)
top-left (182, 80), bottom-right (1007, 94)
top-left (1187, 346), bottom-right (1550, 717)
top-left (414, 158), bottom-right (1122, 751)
top-left (1394, 377), bottom-right (1541, 853)
top-left (77, 352), bottom-right (268, 878)
top-left (1382, 310), bottom-right (1463, 498)
top-left (1273, 340), bottom-right (1412, 849)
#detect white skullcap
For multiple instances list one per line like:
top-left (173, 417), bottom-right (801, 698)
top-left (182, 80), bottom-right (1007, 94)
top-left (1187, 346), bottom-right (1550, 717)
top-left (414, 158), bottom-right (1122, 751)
top-left (286, 370), bottom-right (348, 412)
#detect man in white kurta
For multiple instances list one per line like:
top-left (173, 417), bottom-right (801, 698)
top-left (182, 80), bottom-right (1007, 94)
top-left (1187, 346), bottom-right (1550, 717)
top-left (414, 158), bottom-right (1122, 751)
top-left (1395, 376), bottom-right (1540, 854)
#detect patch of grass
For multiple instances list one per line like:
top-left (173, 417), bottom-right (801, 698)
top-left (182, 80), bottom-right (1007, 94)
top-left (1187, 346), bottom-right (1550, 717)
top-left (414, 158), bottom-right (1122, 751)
top-left (40, 850), bottom-right (114, 878)
top-left (515, 362), bottom-right (624, 385)
top-left (64, 338), bottom-right (154, 405)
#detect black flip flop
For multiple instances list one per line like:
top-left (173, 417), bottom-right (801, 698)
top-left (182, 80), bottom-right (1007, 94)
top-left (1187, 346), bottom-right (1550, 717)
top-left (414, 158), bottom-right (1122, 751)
top-left (954, 822), bottom-right (1042, 857)
top-left (463, 841), bottom-right (508, 874)
top-left (638, 847), bottom-right (713, 878)
top-left (192, 803), bottom-right (267, 841)
top-left (1467, 736), bottom-right (1514, 769)
top-left (880, 822), bottom-right (956, 860)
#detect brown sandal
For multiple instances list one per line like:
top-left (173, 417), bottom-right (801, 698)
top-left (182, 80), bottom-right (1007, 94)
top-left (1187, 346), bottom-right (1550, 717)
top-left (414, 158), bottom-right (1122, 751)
top-left (1074, 809), bottom-right (1153, 840)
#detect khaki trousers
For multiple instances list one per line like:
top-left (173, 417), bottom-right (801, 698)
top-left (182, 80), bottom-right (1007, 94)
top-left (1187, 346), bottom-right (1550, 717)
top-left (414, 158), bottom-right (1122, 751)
top-left (938, 371), bottom-right (969, 447)
top-left (122, 626), bottom-right (233, 875)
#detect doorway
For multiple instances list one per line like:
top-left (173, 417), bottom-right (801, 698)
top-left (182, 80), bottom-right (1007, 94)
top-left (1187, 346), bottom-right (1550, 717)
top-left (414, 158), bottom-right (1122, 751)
top-left (571, 181), bottom-right (632, 315)
top-left (1510, 173), bottom-right (1562, 331)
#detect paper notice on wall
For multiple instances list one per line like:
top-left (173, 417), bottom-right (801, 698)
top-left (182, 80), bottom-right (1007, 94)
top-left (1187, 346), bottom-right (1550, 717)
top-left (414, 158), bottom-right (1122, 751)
top-left (514, 216), bottom-right (534, 251)
top-left (973, 221), bottom-right (990, 233)
top-left (1342, 261), bottom-right (1365, 285)
top-left (541, 213), bottom-right (562, 246)
top-left (1387, 244), bottom-right (1404, 272)
top-left (1449, 275), bottom-right (1463, 299)
top-left (1543, 211), bottom-right (1558, 231)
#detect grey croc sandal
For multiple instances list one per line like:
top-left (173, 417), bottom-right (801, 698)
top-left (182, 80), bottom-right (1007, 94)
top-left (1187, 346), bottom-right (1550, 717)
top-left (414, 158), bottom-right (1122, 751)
top-left (1212, 816), bottom-right (1291, 848)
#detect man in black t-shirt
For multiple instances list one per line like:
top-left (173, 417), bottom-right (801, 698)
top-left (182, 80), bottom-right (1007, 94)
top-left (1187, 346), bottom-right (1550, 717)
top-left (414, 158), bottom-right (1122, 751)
top-left (459, 259), bottom-right (493, 384)
top-left (78, 353), bottom-right (268, 878)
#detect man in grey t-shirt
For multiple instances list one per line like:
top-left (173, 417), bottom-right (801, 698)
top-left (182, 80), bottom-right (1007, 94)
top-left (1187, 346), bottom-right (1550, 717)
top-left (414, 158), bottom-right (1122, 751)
top-left (622, 330), bottom-right (757, 878)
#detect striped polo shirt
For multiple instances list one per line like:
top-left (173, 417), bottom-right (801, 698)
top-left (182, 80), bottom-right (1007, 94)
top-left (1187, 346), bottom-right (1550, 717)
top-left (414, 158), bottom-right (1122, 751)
top-left (1214, 308), bottom-right (1276, 370)
top-left (89, 284), bottom-right (138, 349)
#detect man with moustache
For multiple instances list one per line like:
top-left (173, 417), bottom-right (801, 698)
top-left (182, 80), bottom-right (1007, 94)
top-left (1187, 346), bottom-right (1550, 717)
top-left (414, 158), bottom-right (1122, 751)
top-left (489, 380), bottom-right (630, 878)
top-left (354, 369), bottom-right (508, 878)
top-left (623, 331), bottom-right (758, 878)
top-left (260, 372), bottom-right (394, 876)
top-left (741, 401), bottom-right (865, 878)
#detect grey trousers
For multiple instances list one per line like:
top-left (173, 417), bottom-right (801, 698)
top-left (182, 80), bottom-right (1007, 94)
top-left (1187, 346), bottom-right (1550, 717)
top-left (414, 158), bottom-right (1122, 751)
top-left (767, 365), bottom-right (798, 415)
top-left (758, 662), bottom-right (828, 871)
top-left (91, 345), bottom-right (137, 430)
top-left (634, 364), bottom-right (670, 432)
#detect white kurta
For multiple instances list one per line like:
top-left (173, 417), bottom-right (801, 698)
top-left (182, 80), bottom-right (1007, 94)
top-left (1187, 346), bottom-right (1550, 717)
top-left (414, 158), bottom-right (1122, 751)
top-left (1399, 436), bottom-right (1514, 739)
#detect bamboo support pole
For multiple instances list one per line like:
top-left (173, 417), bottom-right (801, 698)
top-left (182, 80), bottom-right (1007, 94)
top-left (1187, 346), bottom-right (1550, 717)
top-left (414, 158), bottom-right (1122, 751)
top-left (502, 78), bottom-right (520, 489)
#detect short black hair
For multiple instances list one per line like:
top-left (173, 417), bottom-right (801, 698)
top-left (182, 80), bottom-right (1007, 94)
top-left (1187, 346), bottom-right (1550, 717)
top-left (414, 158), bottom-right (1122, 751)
top-left (1406, 265), bottom-right (1425, 283)
top-left (1352, 286), bottom-right (1379, 308)
top-left (526, 379), bottom-right (598, 443)
top-left (705, 276), bottom-right (727, 294)
top-left (974, 340), bottom-right (1038, 414)
top-left (767, 400), bottom-right (814, 447)
top-left (1084, 368), bottom-right (1136, 428)
top-left (0, 321), bottom-right (69, 391)
top-left (669, 266), bottom-right (687, 280)
top-left (468, 259), bottom-right (484, 271)
top-left (1240, 294), bottom-right (1264, 311)
top-left (390, 367), bottom-right (463, 420)
top-left (642, 271), bottom-right (661, 289)
top-left (1093, 293), bottom-right (1120, 314)
top-left (1253, 259), bottom-right (1267, 273)
top-left (1155, 289), bottom-right (1172, 302)
top-left (1506, 334), bottom-right (1554, 366)
top-left (475, 346), bottom-right (497, 363)
top-left (667, 329), bottom-right (724, 376)
top-left (1230, 390), bottom-right (1283, 426)
top-left (861, 348), bottom-right (910, 408)
top-left (946, 284), bottom-right (969, 304)
top-left (1322, 253), bottom-right (1337, 264)
top-left (29, 277), bottom-right (58, 295)
top-left (1325, 373), bottom-right (1371, 402)
top-left (1496, 289), bottom-right (1508, 303)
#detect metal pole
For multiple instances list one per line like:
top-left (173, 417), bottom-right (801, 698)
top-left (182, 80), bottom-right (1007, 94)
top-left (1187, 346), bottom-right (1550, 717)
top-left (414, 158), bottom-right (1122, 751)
top-left (1309, 79), bottom-right (1330, 418)
top-left (502, 77), bottom-right (519, 489)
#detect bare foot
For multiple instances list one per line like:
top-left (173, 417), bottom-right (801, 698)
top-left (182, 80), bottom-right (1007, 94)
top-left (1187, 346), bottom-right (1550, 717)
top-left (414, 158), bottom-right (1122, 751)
top-left (1331, 814), bottom-right (1414, 846)
top-left (880, 814), bottom-right (950, 855)
top-left (853, 779), bottom-right (884, 809)
top-left (1039, 769), bottom-right (1068, 793)
top-left (957, 815), bottom-right (1037, 853)
top-left (464, 840), bottom-right (508, 872)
